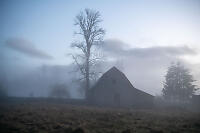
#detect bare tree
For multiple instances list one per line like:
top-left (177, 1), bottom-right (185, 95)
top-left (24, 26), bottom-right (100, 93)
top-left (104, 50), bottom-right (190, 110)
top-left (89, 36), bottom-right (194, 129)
top-left (71, 9), bottom-right (105, 99)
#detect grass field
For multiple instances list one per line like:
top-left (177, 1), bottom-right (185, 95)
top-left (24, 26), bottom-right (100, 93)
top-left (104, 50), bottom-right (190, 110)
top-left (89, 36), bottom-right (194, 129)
top-left (0, 98), bottom-right (200, 133)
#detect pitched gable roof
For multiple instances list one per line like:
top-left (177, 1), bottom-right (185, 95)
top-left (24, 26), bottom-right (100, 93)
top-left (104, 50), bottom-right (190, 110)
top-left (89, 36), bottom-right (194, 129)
top-left (92, 66), bottom-right (153, 97)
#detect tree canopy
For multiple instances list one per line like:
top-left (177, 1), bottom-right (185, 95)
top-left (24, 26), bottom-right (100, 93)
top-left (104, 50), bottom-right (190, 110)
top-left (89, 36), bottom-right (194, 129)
top-left (162, 62), bottom-right (198, 103)
top-left (71, 8), bottom-right (105, 98)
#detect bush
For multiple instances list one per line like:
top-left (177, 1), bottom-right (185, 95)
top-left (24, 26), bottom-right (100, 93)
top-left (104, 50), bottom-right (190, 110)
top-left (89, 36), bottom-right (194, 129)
top-left (0, 83), bottom-right (7, 98)
top-left (49, 84), bottom-right (70, 98)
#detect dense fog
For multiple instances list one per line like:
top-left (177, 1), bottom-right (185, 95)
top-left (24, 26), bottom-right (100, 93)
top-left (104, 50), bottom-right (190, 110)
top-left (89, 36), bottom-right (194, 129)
top-left (0, 0), bottom-right (200, 99)
top-left (0, 39), bottom-right (200, 98)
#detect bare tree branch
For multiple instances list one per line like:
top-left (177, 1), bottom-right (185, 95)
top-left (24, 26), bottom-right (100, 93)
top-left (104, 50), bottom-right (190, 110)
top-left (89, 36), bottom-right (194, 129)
top-left (71, 8), bottom-right (105, 98)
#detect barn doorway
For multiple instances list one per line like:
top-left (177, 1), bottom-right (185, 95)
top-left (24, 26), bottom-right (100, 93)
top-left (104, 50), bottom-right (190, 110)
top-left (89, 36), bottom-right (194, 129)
top-left (114, 93), bottom-right (120, 106)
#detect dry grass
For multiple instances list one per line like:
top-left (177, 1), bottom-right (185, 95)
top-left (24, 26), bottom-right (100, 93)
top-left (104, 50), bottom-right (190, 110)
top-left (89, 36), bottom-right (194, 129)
top-left (0, 98), bottom-right (200, 133)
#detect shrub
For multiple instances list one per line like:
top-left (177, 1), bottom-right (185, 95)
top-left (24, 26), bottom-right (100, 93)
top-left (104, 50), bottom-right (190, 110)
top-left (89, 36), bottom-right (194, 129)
top-left (49, 84), bottom-right (70, 98)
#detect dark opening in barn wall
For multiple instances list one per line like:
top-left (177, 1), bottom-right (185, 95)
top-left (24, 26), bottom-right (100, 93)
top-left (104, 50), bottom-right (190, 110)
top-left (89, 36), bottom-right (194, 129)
top-left (112, 78), bottom-right (116, 84)
top-left (114, 92), bottom-right (120, 106)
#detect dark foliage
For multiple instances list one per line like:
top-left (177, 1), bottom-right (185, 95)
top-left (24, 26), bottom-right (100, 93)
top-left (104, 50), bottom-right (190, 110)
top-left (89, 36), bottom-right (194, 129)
top-left (162, 62), bottom-right (199, 103)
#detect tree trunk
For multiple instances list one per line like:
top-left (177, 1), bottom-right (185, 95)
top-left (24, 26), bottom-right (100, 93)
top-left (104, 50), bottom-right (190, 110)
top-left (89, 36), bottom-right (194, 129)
top-left (86, 57), bottom-right (89, 98)
top-left (72, 9), bottom-right (105, 100)
top-left (85, 46), bottom-right (90, 99)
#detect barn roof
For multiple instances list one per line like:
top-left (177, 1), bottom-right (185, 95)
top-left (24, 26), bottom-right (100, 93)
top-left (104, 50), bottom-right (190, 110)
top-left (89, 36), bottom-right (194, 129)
top-left (91, 66), bottom-right (154, 97)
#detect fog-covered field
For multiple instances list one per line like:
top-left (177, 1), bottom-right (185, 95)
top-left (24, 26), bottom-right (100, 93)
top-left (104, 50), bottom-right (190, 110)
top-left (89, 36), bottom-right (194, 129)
top-left (0, 98), bottom-right (200, 133)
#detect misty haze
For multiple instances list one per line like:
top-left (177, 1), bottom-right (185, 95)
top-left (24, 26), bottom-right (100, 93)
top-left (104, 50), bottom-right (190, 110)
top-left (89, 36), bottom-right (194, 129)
top-left (0, 0), bottom-right (200, 133)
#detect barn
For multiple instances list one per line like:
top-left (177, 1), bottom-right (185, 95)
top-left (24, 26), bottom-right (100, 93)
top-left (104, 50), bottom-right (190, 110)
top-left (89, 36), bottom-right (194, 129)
top-left (88, 67), bottom-right (154, 108)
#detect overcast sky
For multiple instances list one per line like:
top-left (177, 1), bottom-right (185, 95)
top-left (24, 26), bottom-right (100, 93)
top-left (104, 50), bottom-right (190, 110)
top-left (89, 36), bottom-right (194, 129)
top-left (0, 0), bottom-right (200, 96)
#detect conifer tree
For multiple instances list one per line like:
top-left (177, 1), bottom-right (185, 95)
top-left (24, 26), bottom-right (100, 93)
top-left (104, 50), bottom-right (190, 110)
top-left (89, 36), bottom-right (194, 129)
top-left (162, 62), bottom-right (198, 103)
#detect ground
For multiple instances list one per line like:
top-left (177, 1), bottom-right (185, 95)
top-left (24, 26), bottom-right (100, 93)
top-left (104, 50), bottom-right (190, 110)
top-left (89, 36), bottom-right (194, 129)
top-left (0, 98), bottom-right (200, 133)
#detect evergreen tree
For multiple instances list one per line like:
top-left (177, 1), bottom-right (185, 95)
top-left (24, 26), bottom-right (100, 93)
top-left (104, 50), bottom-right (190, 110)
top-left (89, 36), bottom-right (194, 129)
top-left (162, 62), bottom-right (198, 103)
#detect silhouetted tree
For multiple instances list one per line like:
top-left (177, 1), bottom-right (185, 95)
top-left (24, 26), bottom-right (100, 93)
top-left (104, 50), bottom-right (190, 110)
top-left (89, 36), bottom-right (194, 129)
top-left (162, 62), bottom-right (199, 103)
top-left (49, 84), bottom-right (70, 98)
top-left (71, 8), bottom-right (105, 99)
